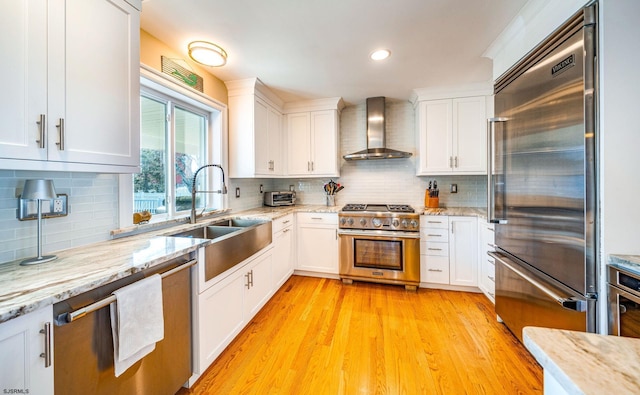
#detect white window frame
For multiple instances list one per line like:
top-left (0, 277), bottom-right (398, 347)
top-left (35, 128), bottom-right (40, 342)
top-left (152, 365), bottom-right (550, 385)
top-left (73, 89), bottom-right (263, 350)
top-left (119, 65), bottom-right (228, 227)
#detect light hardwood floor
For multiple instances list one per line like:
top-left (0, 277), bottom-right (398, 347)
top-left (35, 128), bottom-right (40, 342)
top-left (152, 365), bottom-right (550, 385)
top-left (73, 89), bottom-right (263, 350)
top-left (179, 276), bottom-right (542, 394)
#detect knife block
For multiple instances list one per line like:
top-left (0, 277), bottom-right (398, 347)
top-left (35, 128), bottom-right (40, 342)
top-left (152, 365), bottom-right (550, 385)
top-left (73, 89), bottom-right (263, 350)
top-left (424, 190), bottom-right (439, 208)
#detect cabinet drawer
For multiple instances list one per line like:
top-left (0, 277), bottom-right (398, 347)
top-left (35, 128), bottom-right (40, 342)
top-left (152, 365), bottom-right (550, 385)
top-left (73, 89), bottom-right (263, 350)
top-left (421, 216), bottom-right (449, 229)
top-left (421, 255), bottom-right (449, 284)
top-left (272, 214), bottom-right (294, 233)
top-left (420, 227), bottom-right (449, 242)
top-left (486, 257), bottom-right (495, 281)
top-left (297, 212), bottom-right (337, 225)
top-left (421, 241), bottom-right (449, 256)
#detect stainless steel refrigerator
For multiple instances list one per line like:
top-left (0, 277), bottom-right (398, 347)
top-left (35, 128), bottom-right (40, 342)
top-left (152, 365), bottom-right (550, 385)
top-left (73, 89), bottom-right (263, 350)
top-left (487, 2), bottom-right (598, 341)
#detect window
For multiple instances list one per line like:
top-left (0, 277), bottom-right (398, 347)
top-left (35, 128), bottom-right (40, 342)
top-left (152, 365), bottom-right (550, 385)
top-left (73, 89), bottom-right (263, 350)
top-left (132, 72), bottom-right (225, 221)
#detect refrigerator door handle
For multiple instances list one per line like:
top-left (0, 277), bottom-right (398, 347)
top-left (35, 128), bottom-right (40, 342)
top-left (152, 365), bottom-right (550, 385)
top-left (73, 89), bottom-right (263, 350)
top-left (490, 252), bottom-right (587, 312)
top-left (487, 117), bottom-right (508, 224)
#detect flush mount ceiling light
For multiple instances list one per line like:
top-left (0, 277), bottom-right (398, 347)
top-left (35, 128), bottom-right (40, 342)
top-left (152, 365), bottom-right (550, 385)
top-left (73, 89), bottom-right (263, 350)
top-left (370, 49), bottom-right (391, 61)
top-left (188, 41), bottom-right (227, 67)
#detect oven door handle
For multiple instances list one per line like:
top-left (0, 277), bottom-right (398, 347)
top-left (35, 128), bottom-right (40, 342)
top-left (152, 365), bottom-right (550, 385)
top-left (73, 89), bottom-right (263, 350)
top-left (337, 229), bottom-right (421, 239)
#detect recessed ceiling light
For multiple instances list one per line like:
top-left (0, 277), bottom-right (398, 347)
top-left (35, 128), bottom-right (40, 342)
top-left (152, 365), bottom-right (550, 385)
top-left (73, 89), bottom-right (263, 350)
top-left (370, 49), bottom-right (391, 61)
top-left (188, 41), bottom-right (228, 67)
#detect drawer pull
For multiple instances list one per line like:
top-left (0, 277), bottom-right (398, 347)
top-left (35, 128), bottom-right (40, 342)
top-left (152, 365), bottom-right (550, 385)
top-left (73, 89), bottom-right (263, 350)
top-left (428, 269), bottom-right (443, 272)
top-left (427, 248), bottom-right (443, 251)
top-left (311, 217), bottom-right (323, 220)
top-left (427, 234), bottom-right (442, 237)
top-left (427, 221), bottom-right (443, 224)
top-left (488, 276), bottom-right (495, 282)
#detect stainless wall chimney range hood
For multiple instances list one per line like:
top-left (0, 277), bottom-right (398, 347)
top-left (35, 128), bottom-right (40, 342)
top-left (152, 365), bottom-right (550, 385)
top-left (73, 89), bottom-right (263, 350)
top-left (343, 97), bottom-right (412, 161)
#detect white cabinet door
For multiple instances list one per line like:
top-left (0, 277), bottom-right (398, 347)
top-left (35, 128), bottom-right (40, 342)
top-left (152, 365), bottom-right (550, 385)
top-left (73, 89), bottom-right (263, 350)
top-left (296, 214), bottom-right (339, 274)
top-left (244, 251), bottom-right (273, 321)
top-left (417, 96), bottom-right (487, 175)
top-left (0, 0), bottom-right (139, 170)
top-left (310, 110), bottom-right (338, 176)
top-left (453, 97), bottom-right (487, 173)
top-left (0, 1), bottom-right (48, 161)
top-left (417, 100), bottom-right (453, 173)
top-left (286, 112), bottom-right (312, 175)
top-left (196, 270), bottom-right (244, 374)
top-left (47, 0), bottom-right (140, 167)
top-left (273, 226), bottom-right (294, 289)
top-left (267, 106), bottom-right (283, 175)
top-left (0, 306), bottom-right (54, 395)
top-left (254, 98), bottom-right (271, 175)
top-left (449, 216), bottom-right (478, 287)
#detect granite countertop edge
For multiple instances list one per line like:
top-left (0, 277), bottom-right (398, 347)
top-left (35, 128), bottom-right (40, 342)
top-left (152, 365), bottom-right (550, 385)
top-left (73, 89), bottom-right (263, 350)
top-left (0, 205), bottom-right (338, 323)
top-left (523, 326), bottom-right (640, 395)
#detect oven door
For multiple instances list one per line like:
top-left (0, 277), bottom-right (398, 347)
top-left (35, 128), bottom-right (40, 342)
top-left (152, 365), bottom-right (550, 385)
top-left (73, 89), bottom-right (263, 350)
top-left (338, 229), bottom-right (420, 286)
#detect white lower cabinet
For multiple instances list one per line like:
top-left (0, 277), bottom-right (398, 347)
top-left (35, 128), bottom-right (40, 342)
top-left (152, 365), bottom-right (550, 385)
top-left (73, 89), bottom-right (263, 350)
top-left (296, 213), bottom-right (339, 274)
top-left (193, 246), bottom-right (273, 378)
top-left (272, 214), bottom-right (294, 288)
top-left (420, 215), bottom-right (478, 287)
top-left (0, 305), bottom-right (54, 395)
top-left (478, 221), bottom-right (496, 302)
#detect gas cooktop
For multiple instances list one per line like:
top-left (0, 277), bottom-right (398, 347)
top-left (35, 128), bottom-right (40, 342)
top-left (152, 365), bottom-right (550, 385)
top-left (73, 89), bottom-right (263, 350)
top-left (341, 203), bottom-right (415, 213)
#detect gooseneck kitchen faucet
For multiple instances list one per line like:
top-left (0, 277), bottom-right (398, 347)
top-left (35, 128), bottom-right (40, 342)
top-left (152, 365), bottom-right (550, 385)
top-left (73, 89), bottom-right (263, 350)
top-left (190, 164), bottom-right (228, 224)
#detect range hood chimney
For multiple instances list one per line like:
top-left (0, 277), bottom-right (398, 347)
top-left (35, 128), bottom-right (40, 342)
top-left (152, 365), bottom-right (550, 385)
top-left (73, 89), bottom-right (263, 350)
top-left (343, 97), bottom-right (412, 161)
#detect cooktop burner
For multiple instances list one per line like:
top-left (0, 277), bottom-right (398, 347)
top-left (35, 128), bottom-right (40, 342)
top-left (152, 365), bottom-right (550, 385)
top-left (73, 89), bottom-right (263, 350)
top-left (341, 203), bottom-right (415, 213)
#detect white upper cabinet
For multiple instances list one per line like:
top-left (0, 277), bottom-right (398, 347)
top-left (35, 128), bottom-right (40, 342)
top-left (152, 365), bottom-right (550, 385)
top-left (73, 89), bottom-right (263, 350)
top-left (0, 0), bottom-right (141, 172)
top-left (226, 78), bottom-right (284, 178)
top-left (415, 93), bottom-right (490, 175)
top-left (284, 98), bottom-right (343, 178)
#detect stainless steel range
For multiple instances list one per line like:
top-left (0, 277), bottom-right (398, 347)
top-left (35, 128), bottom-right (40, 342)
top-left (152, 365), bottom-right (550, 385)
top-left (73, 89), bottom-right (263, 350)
top-left (338, 204), bottom-right (420, 290)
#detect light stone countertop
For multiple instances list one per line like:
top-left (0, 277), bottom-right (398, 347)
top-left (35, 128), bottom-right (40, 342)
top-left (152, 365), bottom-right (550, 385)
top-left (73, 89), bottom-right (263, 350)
top-left (523, 327), bottom-right (640, 395)
top-left (609, 254), bottom-right (640, 277)
top-left (0, 204), bottom-right (339, 324)
top-left (420, 207), bottom-right (487, 218)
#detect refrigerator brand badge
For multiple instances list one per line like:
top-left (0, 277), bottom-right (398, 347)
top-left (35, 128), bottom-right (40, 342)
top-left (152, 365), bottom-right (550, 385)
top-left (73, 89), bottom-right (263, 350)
top-left (551, 54), bottom-right (575, 77)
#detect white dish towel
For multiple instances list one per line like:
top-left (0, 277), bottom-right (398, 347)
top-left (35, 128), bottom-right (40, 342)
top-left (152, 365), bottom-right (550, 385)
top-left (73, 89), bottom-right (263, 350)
top-left (110, 273), bottom-right (164, 377)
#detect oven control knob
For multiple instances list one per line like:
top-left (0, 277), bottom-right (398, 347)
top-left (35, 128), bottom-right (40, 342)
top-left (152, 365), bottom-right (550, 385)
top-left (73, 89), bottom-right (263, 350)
top-left (391, 219), bottom-right (400, 228)
top-left (372, 218), bottom-right (383, 228)
top-left (401, 219), bottom-right (409, 228)
top-left (340, 217), bottom-right (347, 226)
top-left (347, 218), bottom-right (355, 226)
top-left (359, 218), bottom-right (367, 226)
top-left (409, 220), bottom-right (419, 228)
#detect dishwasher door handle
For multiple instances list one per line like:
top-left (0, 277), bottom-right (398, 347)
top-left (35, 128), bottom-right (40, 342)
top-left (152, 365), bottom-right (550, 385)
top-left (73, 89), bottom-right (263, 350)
top-left (56, 259), bottom-right (196, 325)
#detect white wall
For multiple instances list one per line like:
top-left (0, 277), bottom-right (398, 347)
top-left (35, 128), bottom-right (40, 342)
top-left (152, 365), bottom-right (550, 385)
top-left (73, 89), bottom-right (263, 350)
top-left (598, 0), bottom-right (640, 332)
top-left (0, 171), bottom-right (118, 263)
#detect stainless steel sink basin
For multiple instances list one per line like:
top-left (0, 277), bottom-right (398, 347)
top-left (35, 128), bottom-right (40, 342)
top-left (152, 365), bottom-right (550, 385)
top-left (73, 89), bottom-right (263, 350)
top-left (170, 225), bottom-right (242, 239)
top-left (168, 218), bottom-right (272, 281)
top-left (208, 218), bottom-right (268, 227)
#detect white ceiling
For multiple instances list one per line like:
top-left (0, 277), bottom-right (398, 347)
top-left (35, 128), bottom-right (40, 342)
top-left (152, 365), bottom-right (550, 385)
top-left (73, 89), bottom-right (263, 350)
top-left (140, 0), bottom-right (527, 105)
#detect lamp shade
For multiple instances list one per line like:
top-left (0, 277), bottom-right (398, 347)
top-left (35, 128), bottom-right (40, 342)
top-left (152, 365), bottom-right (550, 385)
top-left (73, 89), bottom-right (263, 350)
top-left (22, 179), bottom-right (57, 200)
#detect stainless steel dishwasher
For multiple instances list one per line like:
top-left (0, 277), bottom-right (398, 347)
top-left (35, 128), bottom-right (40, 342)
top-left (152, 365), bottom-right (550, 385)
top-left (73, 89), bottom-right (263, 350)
top-left (53, 254), bottom-right (195, 395)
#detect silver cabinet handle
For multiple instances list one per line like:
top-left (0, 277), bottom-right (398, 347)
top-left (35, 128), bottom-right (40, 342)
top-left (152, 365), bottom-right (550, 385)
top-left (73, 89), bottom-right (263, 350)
top-left (40, 322), bottom-right (52, 368)
top-left (427, 221), bottom-right (443, 224)
top-left (36, 114), bottom-right (46, 149)
top-left (427, 248), bottom-right (443, 251)
top-left (311, 217), bottom-right (323, 220)
top-left (427, 234), bottom-right (441, 237)
top-left (454, 156), bottom-right (458, 168)
top-left (282, 220), bottom-right (290, 224)
top-left (245, 272), bottom-right (251, 289)
top-left (283, 228), bottom-right (290, 233)
top-left (487, 118), bottom-right (508, 224)
top-left (311, 161), bottom-right (314, 171)
top-left (249, 269), bottom-right (254, 288)
top-left (307, 161), bottom-right (311, 171)
top-left (428, 268), bottom-right (443, 272)
top-left (488, 276), bottom-right (495, 282)
top-left (56, 118), bottom-right (65, 151)
top-left (488, 292), bottom-right (495, 298)
top-left (449, 156), bottom-right (453, 168)
top-left (487, 228), bottom-right (495, 232)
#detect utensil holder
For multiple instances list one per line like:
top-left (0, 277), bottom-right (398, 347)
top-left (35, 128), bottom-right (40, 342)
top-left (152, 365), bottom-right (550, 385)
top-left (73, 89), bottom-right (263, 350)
top-left (326, 195), bottom-right (335, 207)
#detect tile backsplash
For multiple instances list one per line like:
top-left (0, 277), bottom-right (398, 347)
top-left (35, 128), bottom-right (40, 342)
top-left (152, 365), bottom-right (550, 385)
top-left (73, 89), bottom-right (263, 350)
top-left (0, 171), bottom-right (118, 263)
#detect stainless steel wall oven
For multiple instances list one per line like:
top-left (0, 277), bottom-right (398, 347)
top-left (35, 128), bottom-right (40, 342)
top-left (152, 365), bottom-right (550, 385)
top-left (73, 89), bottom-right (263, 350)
top-left (608, 265), bottom-right (640, 338)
